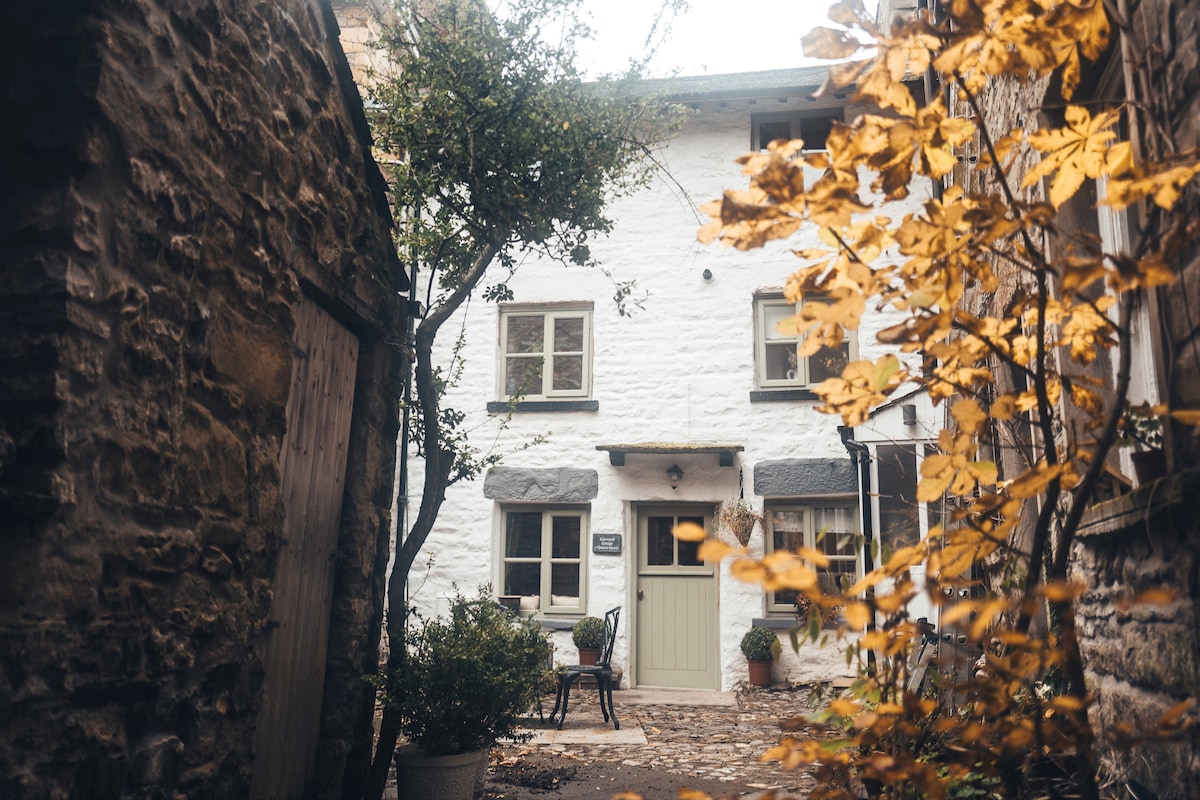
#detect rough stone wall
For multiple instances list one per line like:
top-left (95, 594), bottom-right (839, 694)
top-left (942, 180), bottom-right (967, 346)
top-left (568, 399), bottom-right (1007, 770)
top-left (0, 2), bottom-right (404, 799)
top-left (1072, 471), bottom-right (1200, 798)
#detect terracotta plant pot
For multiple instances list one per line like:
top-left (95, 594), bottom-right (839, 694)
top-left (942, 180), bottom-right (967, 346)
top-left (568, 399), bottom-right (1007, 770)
top-left (1131, 449), bottom-right (1166, 484)
top-left (747, 659), bottom-right (773, 687)
top-left (393, 745), bottom-right (485, 800)
top-left (577, 647), bottom-right (600, 666)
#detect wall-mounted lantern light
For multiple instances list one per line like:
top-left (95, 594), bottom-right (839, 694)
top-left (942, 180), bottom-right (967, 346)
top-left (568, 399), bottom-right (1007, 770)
top-left (666, 464), bottom-right (684, 489)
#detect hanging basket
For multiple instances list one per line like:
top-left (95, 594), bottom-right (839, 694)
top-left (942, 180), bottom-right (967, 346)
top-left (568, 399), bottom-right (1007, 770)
top-left (719, 500), bottom-right (761, 546)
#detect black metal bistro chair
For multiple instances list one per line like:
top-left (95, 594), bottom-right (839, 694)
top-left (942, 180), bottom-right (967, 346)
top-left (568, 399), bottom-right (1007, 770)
top-left (549, 606), bottom-right (620, 730)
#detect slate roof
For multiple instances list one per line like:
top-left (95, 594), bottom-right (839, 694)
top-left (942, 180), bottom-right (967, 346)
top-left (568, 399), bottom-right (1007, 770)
top-left (634, 65), bottom-right (838, 101)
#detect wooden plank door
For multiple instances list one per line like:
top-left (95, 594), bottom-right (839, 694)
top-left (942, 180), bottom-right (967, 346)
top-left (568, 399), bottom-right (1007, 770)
top-left (635, 506), bottom-right (719, 690)
top-left (251, 298), bottom-right (360, 799)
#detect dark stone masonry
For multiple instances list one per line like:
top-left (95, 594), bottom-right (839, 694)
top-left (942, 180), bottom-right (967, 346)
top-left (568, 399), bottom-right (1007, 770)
top-left (0, 2), bottom-right (407, 798)
top-left (1072, 470), bottom-right (1200, 798)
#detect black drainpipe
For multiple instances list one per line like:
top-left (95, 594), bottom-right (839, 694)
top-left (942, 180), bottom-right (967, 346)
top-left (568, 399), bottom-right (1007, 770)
top-left (840, 425), bottom-right (878, 675)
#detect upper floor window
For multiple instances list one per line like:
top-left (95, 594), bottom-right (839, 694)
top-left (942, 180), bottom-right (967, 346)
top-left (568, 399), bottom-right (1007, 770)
top-left (765, 503), bottom-right (859, 614)
top-left (501, 506), bottom-right (587, 616)
top-left (752, 110), bottom-right (842, 152)
top-left (499, 304), bottom-right (592, 401)
top-left (754, 294), bottom-right (852, 390)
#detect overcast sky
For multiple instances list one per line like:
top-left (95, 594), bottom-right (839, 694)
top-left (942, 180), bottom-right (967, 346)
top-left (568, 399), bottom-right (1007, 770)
top-left (572, 0), bottom-right (878, 78)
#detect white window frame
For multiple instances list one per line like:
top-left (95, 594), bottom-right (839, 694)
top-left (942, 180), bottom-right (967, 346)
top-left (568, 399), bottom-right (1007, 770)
top-left (499, 505), bottom-right (588, 616)
top-left (498, 304), bottom-right (592, 401)
top-left (754, 294), bottom-right (855, 390)
top-left (764, 501), bottom-right (860, 614)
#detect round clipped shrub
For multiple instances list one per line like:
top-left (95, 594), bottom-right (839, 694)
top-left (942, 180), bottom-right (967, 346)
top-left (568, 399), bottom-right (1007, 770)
top-left (740, 626), bottom-right (779, 662)
top-left (571, 616), bottom-right (606, 648)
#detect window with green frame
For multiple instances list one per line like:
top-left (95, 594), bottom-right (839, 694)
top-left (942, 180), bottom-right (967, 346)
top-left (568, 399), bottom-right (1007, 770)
top-left (499, 304), bottom-right (592, 401)
top-left (501, 506), bottom-right (587, 615)
top-left (764, 503), bottom-right (858, 614)
top-left (754, 294), bottom-right (853, 390)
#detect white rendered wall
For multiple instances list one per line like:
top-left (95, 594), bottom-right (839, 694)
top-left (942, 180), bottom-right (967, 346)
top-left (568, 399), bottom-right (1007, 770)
top-left (399, 84), bottom-right (930, 690)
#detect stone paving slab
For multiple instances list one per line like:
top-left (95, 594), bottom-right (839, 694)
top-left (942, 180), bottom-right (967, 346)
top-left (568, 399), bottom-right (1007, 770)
top-left (617, 689), bottom-right (737, 707)
top-left (520, 726), bottom-right (649, 745)
top-left (509, 686), bottom-right (827, 796)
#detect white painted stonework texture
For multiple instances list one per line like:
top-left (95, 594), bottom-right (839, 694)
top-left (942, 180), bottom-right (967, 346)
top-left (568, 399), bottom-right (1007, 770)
top-left (399, 73), bottom-right (930, 691)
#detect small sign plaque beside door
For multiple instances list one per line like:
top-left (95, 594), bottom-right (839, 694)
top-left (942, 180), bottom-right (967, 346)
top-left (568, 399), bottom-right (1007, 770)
top-left (592, 533), bottom-right (622, 555)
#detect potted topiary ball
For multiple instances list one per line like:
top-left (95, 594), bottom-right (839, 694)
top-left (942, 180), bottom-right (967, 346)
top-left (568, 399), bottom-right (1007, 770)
top-left (572, 616), bottom-right (606, 665)
top-left (377, 587), bottom-right (551, 800)
top-left (740, 626), bottom-right (779, 687)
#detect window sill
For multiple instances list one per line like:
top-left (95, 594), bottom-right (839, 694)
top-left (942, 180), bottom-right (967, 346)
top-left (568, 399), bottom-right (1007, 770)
top-left (487, 400), bottom-right (599, 413)
top-left (754, 615), bottom-right (838, 631)
top-left (749, 389), bottom-right (819, 402)
top-left (534, 617), bottom-right (582, 631)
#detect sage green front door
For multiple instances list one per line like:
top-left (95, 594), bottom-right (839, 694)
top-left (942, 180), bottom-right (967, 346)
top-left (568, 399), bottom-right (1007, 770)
top-left (635, 506), bottom-right (719, 689)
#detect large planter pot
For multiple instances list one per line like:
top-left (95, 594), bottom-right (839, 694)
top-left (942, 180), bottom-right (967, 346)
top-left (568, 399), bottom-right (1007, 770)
top-left (394, 744), bottom-right (486, 800)
top-left (747, 659), bottom-right (773, 687)
top-left (577, 647), bottom-right (600, 666)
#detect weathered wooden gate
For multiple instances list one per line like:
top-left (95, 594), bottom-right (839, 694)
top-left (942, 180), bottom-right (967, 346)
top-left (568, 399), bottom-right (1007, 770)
top-left (251, 297), bottom-right (360, 799)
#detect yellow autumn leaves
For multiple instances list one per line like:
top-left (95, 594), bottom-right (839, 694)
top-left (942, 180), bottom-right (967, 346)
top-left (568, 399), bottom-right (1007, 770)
top-left (1023, 107), bottom-right (1132, 209)
top-left (1024, 104), bottom-right (1200, 213)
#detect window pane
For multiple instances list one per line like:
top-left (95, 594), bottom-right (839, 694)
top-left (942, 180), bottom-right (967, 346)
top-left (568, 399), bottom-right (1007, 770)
top-left (877, 445), bottom-right (920, 554)
top-left (646, 517), bottom-right (675, 566)
top-left (505, 512), bottom-right (542, 558)
top-left (551, 355), bottom-right (583, 391)
top-left (814, 506), bottom-right (854, 535)
top-left (772, 510), bottom-right (805, 553)
top-left (821, 561), bottom-right (856, 594)
top-left (505, 315), bottom-right (545, 353)
top-left (505, 357), bottom-right (543, 396)
top-left (808, 342), bottom-right (850, 383)
top-left (775, 587), bottom-right (800, 607)
top-left (817, 530), bottom-right (856, 558)
top-left (552, 516), bottom-right (581, 558)
top-left (550, 563), bottom-right (580, 598)
top-left (677, 516), bottom-right (705, 565)
top-left (678, 539), bottom-right (702, 566)
top-left (504, 562), bottom-right (540, 598)
top-left (758, 119), bottom-right (792, 150)
top-left (553, 316), bottom-right (583, 352)
top-left (799, 114), bottom-right (838, 150)
top-left (814, 507), bottom-right (855, 556)
top-left (764, 343), bottom-right (798, 381)
top-left (762, 303), bottom-right (796, 341)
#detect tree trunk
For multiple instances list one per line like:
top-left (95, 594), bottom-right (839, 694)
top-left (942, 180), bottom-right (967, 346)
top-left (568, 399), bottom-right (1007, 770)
top-left (361, 327), bottom-right (453, 800)
top-left (360, 240), bottom-right (502, 800)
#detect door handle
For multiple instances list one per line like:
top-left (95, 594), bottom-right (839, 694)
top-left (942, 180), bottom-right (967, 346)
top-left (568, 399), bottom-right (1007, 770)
top-left (637, 590), bottom-right (644, 600)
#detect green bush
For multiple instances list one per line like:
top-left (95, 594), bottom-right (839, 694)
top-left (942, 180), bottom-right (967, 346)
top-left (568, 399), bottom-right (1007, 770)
top-left (740, 627), bottom-right (779, 662)
top-left (571, 616), bottom-right (605, 648)
top-left (378, 587), bottom-right (551, 756)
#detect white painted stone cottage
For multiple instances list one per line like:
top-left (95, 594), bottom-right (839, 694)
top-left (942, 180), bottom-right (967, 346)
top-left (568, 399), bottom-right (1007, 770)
top-left (404, 67), bottom-right (943, 691)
